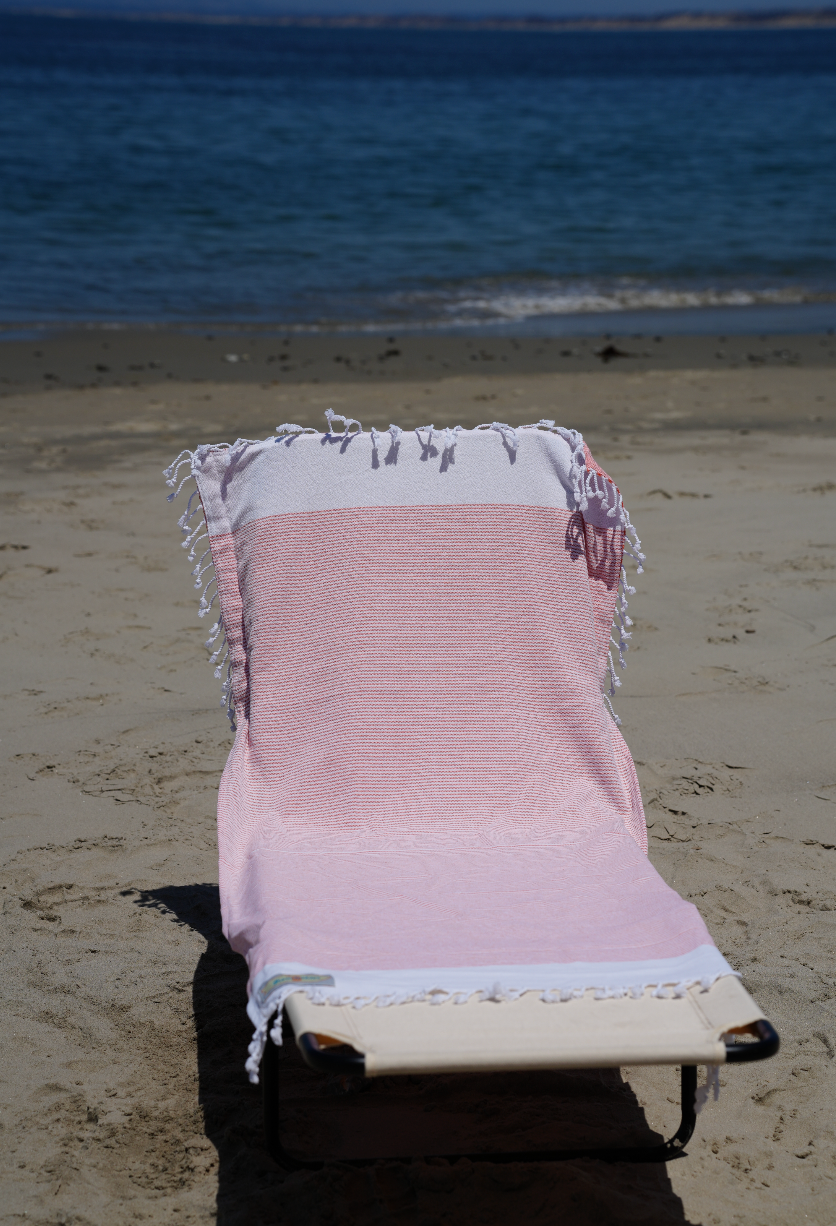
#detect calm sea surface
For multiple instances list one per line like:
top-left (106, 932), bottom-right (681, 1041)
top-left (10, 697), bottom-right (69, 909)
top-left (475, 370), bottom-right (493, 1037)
top-left (1, 15), bottom-right (835, 330)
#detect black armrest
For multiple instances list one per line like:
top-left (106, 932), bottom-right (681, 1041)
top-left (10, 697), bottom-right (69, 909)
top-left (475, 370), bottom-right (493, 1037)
top-left (724, 1018), bottom-right (780, 1063)
top-left (297, 1031), bottom-right (366, 1075)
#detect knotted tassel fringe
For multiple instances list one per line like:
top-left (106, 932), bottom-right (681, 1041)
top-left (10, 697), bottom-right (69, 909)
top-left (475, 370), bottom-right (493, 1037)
top-left (695, 1066), bottom-right (721, 1113)
top-left (370, 424), bottom-right (403, 463)
top-left (163, 450), bottom-right (235, 727)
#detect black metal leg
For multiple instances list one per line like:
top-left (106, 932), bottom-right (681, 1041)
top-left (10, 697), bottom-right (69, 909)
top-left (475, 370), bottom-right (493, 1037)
top-left (660, 1064), bottom-right (698, 1158)
top-left (457, 1065), bottom-right (698, 1166)
top-left (261, 1023), bottom-right (282, 1166)
top-left (263, 1024), bottom-right (323, 1172)
top-left (263, 1023), bottom-right (700, 1169)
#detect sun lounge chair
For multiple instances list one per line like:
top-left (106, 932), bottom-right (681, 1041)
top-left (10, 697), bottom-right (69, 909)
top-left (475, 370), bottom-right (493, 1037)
top-left (165, 414), bottom-right (778, 1169)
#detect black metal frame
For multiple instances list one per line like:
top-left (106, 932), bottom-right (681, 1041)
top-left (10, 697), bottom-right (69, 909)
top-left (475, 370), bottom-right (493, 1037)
top-left (262, 1013), bottom-right (779, 1170)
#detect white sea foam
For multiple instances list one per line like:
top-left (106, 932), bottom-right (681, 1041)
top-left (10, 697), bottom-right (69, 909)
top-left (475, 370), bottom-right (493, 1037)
top-left (453, 286), bottom-right (807, 321)
top-left (272, 280), bottom-right (835, 334)
top-left (389, 280), bottom-right (824, 328)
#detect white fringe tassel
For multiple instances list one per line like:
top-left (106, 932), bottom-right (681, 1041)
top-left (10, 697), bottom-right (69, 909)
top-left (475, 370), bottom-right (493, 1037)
top-left (370, 423), bottom-right (403, 462)
top-left (163, 451), bottom-right (236, 728)
top-left (695, 1065), bottom-right (721, 1113)
top-left (522, 420), bottom-right (645, 727)
top-left (324, 408), bottom-right (362, 436)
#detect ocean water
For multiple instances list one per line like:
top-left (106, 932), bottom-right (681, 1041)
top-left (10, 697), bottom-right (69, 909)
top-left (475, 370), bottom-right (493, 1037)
top-left (1, 14), bottom-right (835, 331)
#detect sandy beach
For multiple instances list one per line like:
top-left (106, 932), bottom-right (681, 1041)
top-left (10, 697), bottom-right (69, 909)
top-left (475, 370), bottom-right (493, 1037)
top-left (1, 331), bottom-right (835, 1225)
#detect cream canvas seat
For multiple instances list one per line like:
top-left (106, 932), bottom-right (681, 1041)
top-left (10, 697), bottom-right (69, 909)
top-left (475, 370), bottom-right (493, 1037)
top-left (165, 414), bottom-right (778, 1167)
top-left (285, 975), bottom-right (768, 1078)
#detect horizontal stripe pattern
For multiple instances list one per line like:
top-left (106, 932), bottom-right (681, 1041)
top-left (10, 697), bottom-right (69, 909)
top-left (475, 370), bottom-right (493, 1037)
top-left (201, 497), bottom-right (716, 999)
top-left (224, 505), bottom-right (626, 844)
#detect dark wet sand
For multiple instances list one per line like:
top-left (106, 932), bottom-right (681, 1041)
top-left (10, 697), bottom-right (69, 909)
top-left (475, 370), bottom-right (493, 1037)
top-left (1, 324), bottom-right (835, 394)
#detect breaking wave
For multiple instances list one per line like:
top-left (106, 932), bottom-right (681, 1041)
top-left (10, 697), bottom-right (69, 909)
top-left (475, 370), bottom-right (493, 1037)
top-left (376, 280), bottom-right (831, 329)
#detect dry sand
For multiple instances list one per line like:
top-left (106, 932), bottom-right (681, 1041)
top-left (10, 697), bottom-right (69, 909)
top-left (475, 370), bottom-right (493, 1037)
top-left (1, 335), bottom-right (835, 1225)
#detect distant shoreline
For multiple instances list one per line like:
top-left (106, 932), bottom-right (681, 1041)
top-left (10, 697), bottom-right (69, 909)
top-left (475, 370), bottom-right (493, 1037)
top-left (2, 299), bottom-right (835, 344)
top-left (4, 7), bottom-right (836, 31)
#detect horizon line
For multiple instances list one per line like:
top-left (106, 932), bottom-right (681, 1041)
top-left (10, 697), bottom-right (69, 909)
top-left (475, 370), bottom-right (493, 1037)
top-left (4, 5), bottom-right (836, 31)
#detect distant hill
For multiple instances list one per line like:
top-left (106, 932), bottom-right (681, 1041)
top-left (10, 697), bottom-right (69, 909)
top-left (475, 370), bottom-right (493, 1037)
top-left (3, 6), bottom-right (836, 30)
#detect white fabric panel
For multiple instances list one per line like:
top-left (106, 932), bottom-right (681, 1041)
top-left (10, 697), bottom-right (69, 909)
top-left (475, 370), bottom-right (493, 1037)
top-left (249, 945), bottom-right (736, 1039)
top-left (252, 946), bottom-right (735, 1011)
top-left (195, 428), bottom-right (581, 536)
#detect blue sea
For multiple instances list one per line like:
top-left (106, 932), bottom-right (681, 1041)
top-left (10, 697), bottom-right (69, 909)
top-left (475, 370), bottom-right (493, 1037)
top-left (1, 13), bottom-right (835, 333)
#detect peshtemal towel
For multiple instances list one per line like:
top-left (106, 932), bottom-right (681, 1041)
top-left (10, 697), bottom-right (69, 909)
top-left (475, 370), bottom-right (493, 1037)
top-left (165, 418), bottom-right (735, 1082)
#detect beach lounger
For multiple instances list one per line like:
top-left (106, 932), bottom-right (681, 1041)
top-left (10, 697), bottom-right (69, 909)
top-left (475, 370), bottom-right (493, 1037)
top-left (165, 414), bottom-right (779, 1169)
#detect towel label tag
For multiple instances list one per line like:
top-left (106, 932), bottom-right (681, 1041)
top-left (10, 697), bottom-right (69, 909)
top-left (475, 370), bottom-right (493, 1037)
top-left (258, 972), bottom-right (335, 1003)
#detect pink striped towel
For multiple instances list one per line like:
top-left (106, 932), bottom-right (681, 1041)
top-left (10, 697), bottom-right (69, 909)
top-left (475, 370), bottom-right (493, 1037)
top-left (165, 416), bottom-right (735, 1082)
